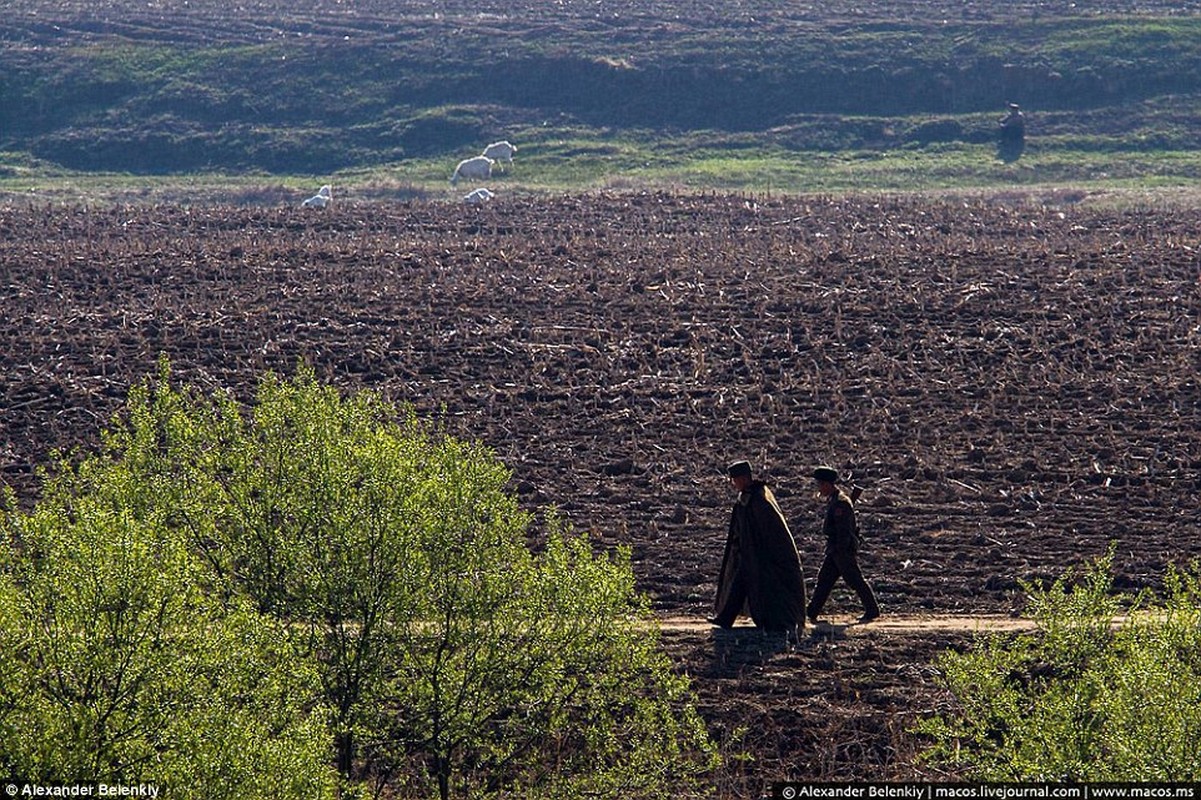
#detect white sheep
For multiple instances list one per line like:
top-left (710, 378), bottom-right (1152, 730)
top-left (462, 187), bottom-right (494, 204)
top-left (301, 184), bottom-right (332, 208)
top-left (450, 155), bottom-right (494, 186)
top-left (481, 140), bottom-right (517, 165)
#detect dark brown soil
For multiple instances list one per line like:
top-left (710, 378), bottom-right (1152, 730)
top-left (3, 192), bottom-right (1200, 793)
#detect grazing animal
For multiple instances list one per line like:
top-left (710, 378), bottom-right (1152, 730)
top-left (463, 187), bottom-right (494, 204)
top-left (302, 185), bottom-right (332, 208)
top-left (450, 156), bottom-right (493, 186)
top-left (481, 140), bottom-right (517, 165)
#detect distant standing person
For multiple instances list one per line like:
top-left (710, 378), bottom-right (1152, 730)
top-left (711, 461), bottom-right (807, 637)
top-left (806, 466), bottom-right (881, 624)
top-left (997, 102), bottom-right (1026, 162)
top-left (999, 103), bottom-right (1026, 139)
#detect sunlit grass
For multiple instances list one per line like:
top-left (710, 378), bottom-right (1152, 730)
top-left (4, 131), bottom-right (1201, 205)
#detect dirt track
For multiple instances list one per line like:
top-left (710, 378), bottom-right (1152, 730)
top-left (658, 613), bottom-right (1038, 635)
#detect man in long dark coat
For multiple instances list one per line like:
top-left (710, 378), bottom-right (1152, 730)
top-left (711, 461), bottom-right (807, 635)
top-left (997, 102), bottom-right (1026, 162)
top-left (806, 466), bottom-right (881, 624)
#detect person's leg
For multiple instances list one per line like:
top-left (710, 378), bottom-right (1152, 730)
top-left (806, 553), bottom-right (839, 621)
top-left (711, 570), bottom-right (748, 627)
top-left (833, 549), bottom-right (880, 619)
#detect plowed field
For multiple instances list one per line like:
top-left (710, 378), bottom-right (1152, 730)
top-left (3, 192), bottom-right (1200, 790)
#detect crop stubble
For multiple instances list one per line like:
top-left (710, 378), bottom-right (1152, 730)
top-left (2, 192), bottom-right (1200, 784)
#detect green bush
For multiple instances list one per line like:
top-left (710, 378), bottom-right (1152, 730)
top-left (2, 360), bottom-right (716, 798)
top-left (920, 551), bottom-right (1201, 780)
top-left (0, 428), bottom-right (338, 798)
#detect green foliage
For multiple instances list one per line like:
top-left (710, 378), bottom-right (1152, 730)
top-left (920, 551), bottom-right (1201, 780)
top-left (2, 360), bottom-right (716, 798)
top-left (383, 521), bottom-right (717, 799)
top-left (190, 366), bottom-right (716, 798)
top-left (0, 428), bottom-right (337, 797)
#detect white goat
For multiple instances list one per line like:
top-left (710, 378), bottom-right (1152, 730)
top-left (450, 156), bottom-right (493, 186)
top-left (462, 187), bottom-right (494, 204)
top-left (301, 185), bottom-right (332, 208)
top-left (481, 140), bottom-right (517, 165)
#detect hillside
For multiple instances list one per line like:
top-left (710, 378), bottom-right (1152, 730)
top-left (2, 0), bottom-right (1201, 188)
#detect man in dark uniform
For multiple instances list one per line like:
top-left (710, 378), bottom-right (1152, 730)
top-left (999, 103), bottom-right (1025, 135)
top-left (997, 102), bottom-right (1026, 162)
top-left (806, 466), bottom-right (881, 624)
top-left (711, 461), bottom-right (807, 637)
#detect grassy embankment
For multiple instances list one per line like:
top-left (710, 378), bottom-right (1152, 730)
top-left (1, 4), bottom-right (1200, 201)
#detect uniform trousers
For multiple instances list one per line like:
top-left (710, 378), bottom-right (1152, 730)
top-left (807, 544), bottom-right (880, 618)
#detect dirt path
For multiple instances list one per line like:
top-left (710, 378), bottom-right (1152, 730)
top-left (657, 613), bottom-right (1038, 635)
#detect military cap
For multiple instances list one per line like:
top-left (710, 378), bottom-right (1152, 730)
top-left (812, 466), bottom-right (840, 484)
top-left (726, 460), bottom-right (753, 479)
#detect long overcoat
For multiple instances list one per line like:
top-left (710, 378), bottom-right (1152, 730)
top-left (713, 481), bottom-right (807, 631)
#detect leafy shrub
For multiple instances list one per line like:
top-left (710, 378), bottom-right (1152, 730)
top-left (2, 360), bottom-right (717, 798)
top-left (0, 427), bottom-right (338, 798)
top-left (920, 551), bottom-right (1201, 780)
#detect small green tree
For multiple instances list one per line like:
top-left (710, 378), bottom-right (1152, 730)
top-left (383, 516), bottom-right (716, 799)
top-left (0, 472), bottom-right (337, 798)
top-left (4, 360), bottom-right (717, 798)
top-left (920, 551), bottom-right (1201, 780)
top-left (184, 367), bottom-right (719, 798)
